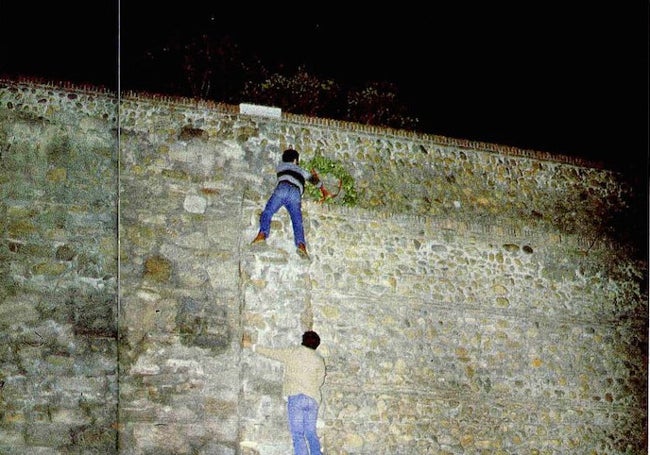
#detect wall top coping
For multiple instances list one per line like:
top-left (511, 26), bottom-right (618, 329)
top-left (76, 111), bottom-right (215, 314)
top-left (1, 76), bottom-right (606, 171)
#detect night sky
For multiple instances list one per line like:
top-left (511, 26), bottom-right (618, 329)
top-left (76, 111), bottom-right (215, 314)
top-left (1, 2), bottom-right (648, 179)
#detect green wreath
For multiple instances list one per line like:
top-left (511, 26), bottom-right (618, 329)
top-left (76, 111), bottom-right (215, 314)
top-left (304, 155), bottom-right (358, 206)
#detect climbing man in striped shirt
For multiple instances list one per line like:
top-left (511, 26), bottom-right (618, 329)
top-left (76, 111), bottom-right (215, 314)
top-left (251, 148), bottom-right (331, 259)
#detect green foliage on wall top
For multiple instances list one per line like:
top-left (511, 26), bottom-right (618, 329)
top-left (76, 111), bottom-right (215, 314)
top-left (304, 154), bottom-right (358, 206)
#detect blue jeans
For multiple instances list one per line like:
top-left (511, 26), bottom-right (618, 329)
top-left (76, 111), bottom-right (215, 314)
top-left (259, 181), bottom-right (305, 247)
top-left (287, 394), bottom-right (321, 455)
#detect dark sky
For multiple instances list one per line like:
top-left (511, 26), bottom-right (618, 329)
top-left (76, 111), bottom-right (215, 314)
top-left (1, 2), bottom-right (648, 178)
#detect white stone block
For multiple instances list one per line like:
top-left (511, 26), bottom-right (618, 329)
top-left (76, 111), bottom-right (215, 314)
top-left (239, 103), bottom-right (281, 118)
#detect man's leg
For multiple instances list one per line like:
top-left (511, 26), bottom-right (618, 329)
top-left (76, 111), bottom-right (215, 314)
top-left (258, 187), bottom-right (285, 238)
top-left (285, 191), bottom-right (305, 247)
top-left (303, 395), bottom-right (322, 455)
top-left (288, 395), bottom-right (308, 455)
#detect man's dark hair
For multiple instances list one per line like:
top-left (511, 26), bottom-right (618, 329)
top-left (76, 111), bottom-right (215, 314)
top-left (302, 331), bottom-right (320, 349)
top-left (282, 149), bottom-right (300, 163)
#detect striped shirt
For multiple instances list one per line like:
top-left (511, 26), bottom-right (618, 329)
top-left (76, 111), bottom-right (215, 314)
top-left (276, 162), bottom-right (322, 195)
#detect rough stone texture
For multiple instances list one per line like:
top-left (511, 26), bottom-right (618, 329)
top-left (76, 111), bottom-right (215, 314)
top-left (0, 80), bottom-right (119, 454)
top-left (0, 78), bottom-right (646, 455)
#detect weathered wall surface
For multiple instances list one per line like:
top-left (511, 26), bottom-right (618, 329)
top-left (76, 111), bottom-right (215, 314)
top-left (0, 79), bottom-right (647, 455)
top-left (0, 82), bottom-right (119, 453)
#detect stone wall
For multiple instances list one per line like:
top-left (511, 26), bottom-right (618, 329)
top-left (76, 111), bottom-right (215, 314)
top-left (0, 78), bottom-right (647, 454)
top-left (0, 80), bottom-right (118, 453)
